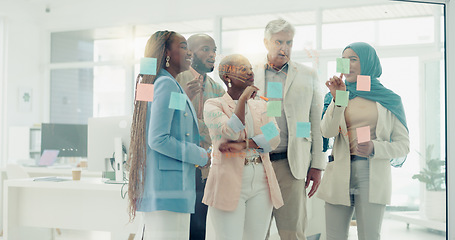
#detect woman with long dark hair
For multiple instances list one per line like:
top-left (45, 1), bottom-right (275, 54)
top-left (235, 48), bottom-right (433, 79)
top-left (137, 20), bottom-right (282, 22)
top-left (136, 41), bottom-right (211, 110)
top-left (128, 30), bottom-right (209, 239)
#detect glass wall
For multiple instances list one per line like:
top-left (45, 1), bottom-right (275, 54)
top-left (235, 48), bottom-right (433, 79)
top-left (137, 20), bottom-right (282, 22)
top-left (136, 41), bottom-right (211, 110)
top-left (47, 2), bottom-right (446, 239)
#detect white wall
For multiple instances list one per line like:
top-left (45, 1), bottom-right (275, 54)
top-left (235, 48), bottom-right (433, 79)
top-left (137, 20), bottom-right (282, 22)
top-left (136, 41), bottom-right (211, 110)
top-left (0, 1), bottom-right (45, 163)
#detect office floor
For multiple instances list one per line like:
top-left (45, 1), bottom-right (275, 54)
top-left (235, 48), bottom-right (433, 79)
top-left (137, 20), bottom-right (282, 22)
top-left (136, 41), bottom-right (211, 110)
top-left (0, 218), bottom-right (446, 240)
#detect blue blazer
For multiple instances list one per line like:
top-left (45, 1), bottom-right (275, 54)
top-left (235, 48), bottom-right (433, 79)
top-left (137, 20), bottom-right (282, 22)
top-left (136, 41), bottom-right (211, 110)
top-left (138, 69), bottom-right (208, 214)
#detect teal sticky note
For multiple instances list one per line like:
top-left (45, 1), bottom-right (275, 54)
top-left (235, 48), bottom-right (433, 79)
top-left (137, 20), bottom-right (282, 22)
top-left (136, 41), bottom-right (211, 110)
top-left (336, 58), bottom-right (350, 74)
top-left (169, 92), bottom-right (186, 110)
top-left (335, 90), bottom-right (349, 107)
top-left (267, 101), bottom-right (281, 117)
top-left (267, 82), bottom-right (283, 99)
top-left (140, 58), bottom-right (157, 75)
top-left (296, 122), bottom-right (311, 138)
top-left (261, 122), bottom-right (279, 141)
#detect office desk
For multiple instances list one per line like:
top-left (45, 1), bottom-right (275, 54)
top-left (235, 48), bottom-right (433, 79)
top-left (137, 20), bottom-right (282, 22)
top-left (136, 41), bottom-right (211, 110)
top-left (0, 167), bottom-right (102, 233)
top-left (3, 178), bottom-right (137, 240)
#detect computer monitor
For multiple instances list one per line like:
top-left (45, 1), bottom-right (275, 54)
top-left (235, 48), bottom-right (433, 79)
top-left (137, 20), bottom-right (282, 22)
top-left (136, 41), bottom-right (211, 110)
top-left (40, 123), bottom-right (88, 157)
top-left (87, 115), bottom-right (132, 173)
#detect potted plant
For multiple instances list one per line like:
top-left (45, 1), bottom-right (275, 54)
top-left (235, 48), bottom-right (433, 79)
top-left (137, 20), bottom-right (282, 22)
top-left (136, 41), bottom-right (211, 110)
top-left (412, 144), bottom-right (446, 221)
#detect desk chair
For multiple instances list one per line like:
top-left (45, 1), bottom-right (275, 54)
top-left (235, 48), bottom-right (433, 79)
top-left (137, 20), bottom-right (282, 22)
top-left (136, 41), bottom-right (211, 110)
top-left (5, 164), bottom-right (29, 179)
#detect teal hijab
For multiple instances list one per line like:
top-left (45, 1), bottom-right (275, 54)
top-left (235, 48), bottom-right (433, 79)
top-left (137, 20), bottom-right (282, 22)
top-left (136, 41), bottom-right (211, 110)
top-left (322, 42), bottom-right (408, 167)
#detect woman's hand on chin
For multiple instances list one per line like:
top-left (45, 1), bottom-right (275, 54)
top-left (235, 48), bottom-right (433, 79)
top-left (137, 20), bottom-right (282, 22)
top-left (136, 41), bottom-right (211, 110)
top-left (239, 86), bottom-right (259, 102)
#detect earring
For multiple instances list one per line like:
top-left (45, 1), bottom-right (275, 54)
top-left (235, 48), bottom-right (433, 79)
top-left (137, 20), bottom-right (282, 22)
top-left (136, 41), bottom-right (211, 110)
top-left (165, 56), bottom-right (170, 68)
top-left (228, 80), bottom-right (232, 88)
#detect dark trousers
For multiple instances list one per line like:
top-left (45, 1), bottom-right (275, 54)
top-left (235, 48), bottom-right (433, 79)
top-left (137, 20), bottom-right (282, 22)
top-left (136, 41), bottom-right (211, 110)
top-left (190, 168), bottom-right (208, 240)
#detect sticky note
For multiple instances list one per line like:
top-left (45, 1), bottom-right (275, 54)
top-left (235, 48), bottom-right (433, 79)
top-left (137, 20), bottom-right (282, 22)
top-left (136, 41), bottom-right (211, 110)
top-left (261, 122), bottom-right (279, 141)
top-left (336, 58), bottom-right (350, 74)
top-left (135, 83), bottom-right (154, 102)
top-left (267, 101), bottom-right (281, 117)
top-left (357, 75), bottom-right (371, 91)
top-left (335, 90), bottom-right (349, 107)
top-left (296, 122), bottom-right (311, 138)
top-left (267, 82), bottom-right (283, 99)
top-left (140, 57), bottom-right (157, 75)
top-left (357, 126), bottom-right (371, 143)
top-left (169, 92), bottom-right (186, 110)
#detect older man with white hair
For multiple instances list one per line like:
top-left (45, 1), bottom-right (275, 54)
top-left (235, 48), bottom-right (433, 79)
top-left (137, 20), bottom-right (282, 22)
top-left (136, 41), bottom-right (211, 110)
top-left (253, 19), bottom-right (325, 240)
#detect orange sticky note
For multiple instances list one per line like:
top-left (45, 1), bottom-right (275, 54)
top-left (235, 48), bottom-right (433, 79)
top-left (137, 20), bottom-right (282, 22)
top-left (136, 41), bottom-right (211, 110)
top-left (136, 83), bottom-right (154, 102)
top-left (357, 75), bottom-right (371, 91)
top-left (356, 126), bottom-right (371, 143)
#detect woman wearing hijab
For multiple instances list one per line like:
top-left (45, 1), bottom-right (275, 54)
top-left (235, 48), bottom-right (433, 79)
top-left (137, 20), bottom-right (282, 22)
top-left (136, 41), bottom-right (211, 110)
top-left (318, 42), bottom-right (410, 240)
top-left (203, 54), bottom-right (283, 239)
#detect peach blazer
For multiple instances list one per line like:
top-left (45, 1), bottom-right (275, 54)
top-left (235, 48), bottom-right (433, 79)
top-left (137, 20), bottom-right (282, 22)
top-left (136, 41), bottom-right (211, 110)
top-left (202, 93), bottom-right (284, 211)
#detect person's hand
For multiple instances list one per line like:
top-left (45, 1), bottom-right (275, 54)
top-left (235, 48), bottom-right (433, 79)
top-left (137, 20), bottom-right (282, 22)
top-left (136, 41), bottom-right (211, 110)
top-left (200, 152), bottom-right (211, 169)
top-left (325, 74), bottom-right (346, 101)
top-left (305, 168), bottom-right (322, 198)
top-left (184, 76), bottom-right (203, 101)
top-left (219, 141), bottom-right (245, 153)
top-left (357, 141), bottom-right (374, 156)
top-left (239, 86), bottom-right (259, 102)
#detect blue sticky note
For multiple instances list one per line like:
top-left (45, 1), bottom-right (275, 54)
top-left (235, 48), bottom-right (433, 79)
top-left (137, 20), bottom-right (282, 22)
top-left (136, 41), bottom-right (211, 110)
top-left (267, 82), bottom-right (283, 99)
top-left (169, 92), bottom-right (186, 110)
top-left (140, 58), bottom-right (157, 75)
top-left (260, 122), bottom-right (279, 141)
top-left (336, 58), bottom-right (350, 74)
top-left (267, 101), bottom-right (281, 117)
top-left (335, 90), bottom-right (349, 107)
top-left (296, 122), bottom-right (311, 138)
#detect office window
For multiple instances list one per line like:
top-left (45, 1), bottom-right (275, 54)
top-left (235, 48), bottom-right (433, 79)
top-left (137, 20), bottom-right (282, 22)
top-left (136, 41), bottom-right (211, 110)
top-left (50, 27), bottom-right (131, 123)
top-left (378, 17), bottom-right (434, 46)
top-left (51, 27), bottom-right (128, 63)
top-left (93, 66), bottom-right (126, 117)
top-left (322, 3), bottom-right (435, 49)
top-left (221, 11), bottom-right (316, 59)
top-left (50, 68), bottom-right (93, 124)
top-left (322, 21), bottom-right (376, 49)
top-left (134, 20), bottom-right (213, 60)
top-left (322, 17), bottom-right (433, 49)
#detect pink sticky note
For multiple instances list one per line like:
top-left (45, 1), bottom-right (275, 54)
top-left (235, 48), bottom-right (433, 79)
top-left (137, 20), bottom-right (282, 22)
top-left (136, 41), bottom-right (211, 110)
top-left (136, 83), bottom-right (154, 102)
top-left (357, 126), bottom-right (371, 143)
top-left (357, 75), bottom-right (371, 91)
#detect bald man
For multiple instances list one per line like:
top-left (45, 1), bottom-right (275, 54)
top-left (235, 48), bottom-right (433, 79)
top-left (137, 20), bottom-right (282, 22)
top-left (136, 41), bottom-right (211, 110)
top-left (176, 34), bottom-right (225, 240)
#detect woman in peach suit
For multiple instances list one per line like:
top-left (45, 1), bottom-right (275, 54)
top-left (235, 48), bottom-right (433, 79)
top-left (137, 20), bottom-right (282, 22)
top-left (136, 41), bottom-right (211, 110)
top-left (203, 54), bottom-right (283, 240)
